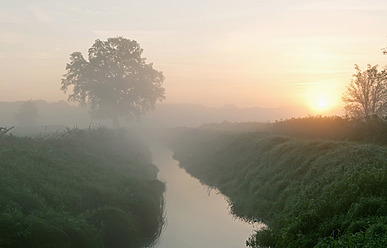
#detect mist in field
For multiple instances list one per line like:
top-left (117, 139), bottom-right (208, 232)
top-left (0, 100), bottom-right (311, 130)
top-left (1, 1), bottom-right (387, 248)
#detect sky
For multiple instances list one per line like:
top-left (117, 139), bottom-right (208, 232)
top-left (1, 0), bottom-right (387, 115)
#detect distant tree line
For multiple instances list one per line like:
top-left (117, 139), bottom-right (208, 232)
top-left (14, 100), bottom-right (39, 126)
top-left (269, 115), bottom-right (387, 145)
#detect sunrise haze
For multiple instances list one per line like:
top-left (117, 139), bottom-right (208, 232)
top-left (1, 0), bottom-right (387, 116)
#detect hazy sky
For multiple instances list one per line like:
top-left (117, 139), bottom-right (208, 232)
top-left (1, 0), bottom-right (387, 114)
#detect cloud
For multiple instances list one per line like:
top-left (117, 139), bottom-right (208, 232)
top-left (0, 33), bottom-right (25, 43)
top-left (0, 12), bottom-right (26, 24)
top-left (292, 1), bottom-right (387, 11)
top-left (70, 7), bottom-right (101, 16)
top-left (52, 2), bottom-right (107, 17)
top-left (291, 82), bottom-right (325, 85)
top-left (92, 30), bottom-right (178, 46)
top-left (93, 30), bottom-right (176, 38)
top-left (32, 7), bottom-right (53, 22)
top-left (32, 52), bottom-right (54, 60)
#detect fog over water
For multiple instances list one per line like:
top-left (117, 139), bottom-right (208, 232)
top-left (1, 1), bottom-right (386, 247)
top-left (150, 144), bottom-right (258, 248)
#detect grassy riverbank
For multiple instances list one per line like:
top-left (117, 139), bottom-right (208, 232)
top-left (0, 128), bottom-right (165, 248)
top-left (169, 129), bottom-right (387, 247)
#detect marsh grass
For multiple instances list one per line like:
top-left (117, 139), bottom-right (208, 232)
top-left (0, 128), bottom-right (165, 248)
top-left (170, 130), bottom-right (387, 247)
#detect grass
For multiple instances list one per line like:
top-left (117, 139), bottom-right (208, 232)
top-left (169, 129), bottom-right (387, 247)
top-left (196, 115), bottom-right (387, 145)
top-left (0, 127), bottom-right (165, 248)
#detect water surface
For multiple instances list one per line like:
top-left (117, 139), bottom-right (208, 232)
top-left (151, 145), bottom-right (254, 248)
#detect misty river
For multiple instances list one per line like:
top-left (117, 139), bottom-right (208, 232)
top-left (150, 145), bottom-right (255, 248)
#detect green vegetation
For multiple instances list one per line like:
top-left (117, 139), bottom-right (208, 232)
top-left (0, 128), bottom-right (165, 248)
top-left (342, 64), bottom-right (387, 119)
top-left (61, 37), bottom-right (165, 127)
top-left (169, 129), bottom-right (387, 247)
top-left (200, 115), bottom-right (387, 145)
top-left (269, 115), bottom-right (387, 145)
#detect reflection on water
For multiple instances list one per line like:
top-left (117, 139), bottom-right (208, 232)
top-left (150, 144), bottom-right (255, 248)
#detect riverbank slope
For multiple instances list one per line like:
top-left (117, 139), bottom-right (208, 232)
top-left (169, 129), bottom-right (387, 247)
top-left (0, 128), bottom-right (165, 248)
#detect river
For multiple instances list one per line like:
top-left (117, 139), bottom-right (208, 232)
top-left (150, 144), bottom-right (255, 248)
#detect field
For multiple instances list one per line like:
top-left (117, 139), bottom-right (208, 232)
top-left (169, 128), bottom-right (387, 247)
top-left (0, 128), bottom-right (165, 248)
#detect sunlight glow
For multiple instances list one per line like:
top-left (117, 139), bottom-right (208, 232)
top-left (310, 95), bottom-right (331, 112)
top-left (304, 83), bottom-right (340, 113)
top-left (317, 97), bottom-right (327, 108)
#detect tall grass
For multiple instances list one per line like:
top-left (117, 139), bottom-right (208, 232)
top-left (0, 128), bottom-right (165, 248)
top-left (169, 129), bottom-right (387, 247)
top-left (195, 115), bottom-right (387, 145)
top-left (269, 115), bottom-right (387, 145)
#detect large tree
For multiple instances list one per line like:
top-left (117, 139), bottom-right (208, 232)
top-left (342, 64), bottom-right (387, 119)
top-left (61, 37), bottom-right (165, 127)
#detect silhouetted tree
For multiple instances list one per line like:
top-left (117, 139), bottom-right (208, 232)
top-left (61, 37), bottom-right (165, 128)
top-left (342, 64), bottom-right (387, 119)
top-left (15, 100), bottom-right (39, 126)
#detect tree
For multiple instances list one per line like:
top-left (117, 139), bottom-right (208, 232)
top-left (342, 64), bottom-right (387, 119)
top-left (15, 100), bottom-right (39, 126)
top-left (61, 37), bottom-right (165, 127)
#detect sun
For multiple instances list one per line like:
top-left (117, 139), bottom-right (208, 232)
top-left (304, 85), bottom-right (339, 113)
top-left (310, 94), bottom-right (330, 112)
top-left (317, 96), bottom-right (328, 108)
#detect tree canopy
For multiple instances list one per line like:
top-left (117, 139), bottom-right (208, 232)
top-left (61, 37), bottom-right (165, 127)
top-left (342, 64), bottom-right (387, 119)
